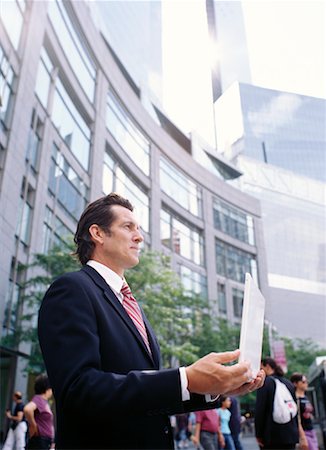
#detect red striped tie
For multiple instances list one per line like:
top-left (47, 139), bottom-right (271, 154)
top-left (121, 282), bottom-right (151, 354)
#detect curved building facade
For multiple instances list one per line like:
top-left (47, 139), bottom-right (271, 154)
top-left (0, 0), bottom-right (268, 434)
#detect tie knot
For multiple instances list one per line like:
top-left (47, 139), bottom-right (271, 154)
top-left (121, 282), bottom-right (132, 297)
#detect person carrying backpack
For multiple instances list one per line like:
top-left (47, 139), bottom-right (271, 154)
top-left (255, 357), bottom-right (304, 450)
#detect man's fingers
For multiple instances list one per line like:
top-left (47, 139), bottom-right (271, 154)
top-left (212, 349), bottom-right (240, 364)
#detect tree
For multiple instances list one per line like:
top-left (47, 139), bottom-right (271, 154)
top-left (3, 246), bottom-right (204, 372)
top-left (1, 240), bottom-right (80, 373)
top-left (126, 251), bottom-right (202, 367)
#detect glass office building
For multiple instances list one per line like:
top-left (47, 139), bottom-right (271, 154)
top-left (216, 82), bottom-right (326, 182)
top-left (0, 0), bottom-right (268, 436)
top-left (215, 82), bottom-right (326, 346)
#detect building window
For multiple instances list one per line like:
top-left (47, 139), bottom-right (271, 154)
top-left (216, 239), bottom-right (257, 283)
top-left (0, 45), bottom-right (15, 131)
top-left (106, 90), bottom-right (150, 175)
top-left (160, 157), bottom-right (202, 217)
top-left (161, 209), bottom-right (204, 266)
top-left (52, 79), bottom-right (91, 170)
top-left (35, 47), bottom-right (53, 109)
top-left (48, 0), bottom-right (96, 101)
top-left (2, 281), bottom-right (20, 337)
top-left (48, 144), bottom-right (88, 221)
top-left (213, 198), bottom-right (255, 245)
top-left (179, 265), bottom-right (207, 298)
top-left (2, 258), bottom-right (25, 338)
top-left (15, 179), bottom-right (34, 246)
top-left (25, 109), bottom-right (43, 172)
top-left (1, 0), bottom-right (25, 50)
top-left (217, 283), bottom-right (227, 314)
top-left (43, 206), bottom-right (73, 253)
top-left (102, 149), bottom-right (150, 233)
top-left (232, 288), bottom-right (244, 318)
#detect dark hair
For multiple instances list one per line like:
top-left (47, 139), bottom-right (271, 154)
top-left (261, 357), bottom-right (284, 377)
top-left (34, 374), bottom-right (51, 395)
top-left (290, 372), bottom-right (305, 384)
top-left (219, 395), bottom-right (230, 405)
top-left (74, 193), bottom-right (133, 265)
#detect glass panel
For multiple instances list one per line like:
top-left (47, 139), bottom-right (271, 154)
top-left (102, 150), bottom-right (149, 232)
top-left (48, 145), bottom-right (88, 220)
top-left (115, 167), bottom-right (149, 233)
top-left (160, 158), bottom-right (202, 217)
top-left (102, 164), bottom-right (114, 196)
top-left (232, 288), bottom-right (244, 318)
top-left (52, 80), bottom-right (91, 170)
top-left (216, 239), bottom-right (256, 283)
top-left (1, 0), bottom-right (24, 49)
top-left (162, 212), bottom-right (204, 266)
top-left (160, 209), bottom-right (171, 248)
top-left (0, 47), bottom-right (15, 128)
top-left (2, 282), bottom-right (20, 335)
top-left (180, 265), bottom-right (208, 298)
top-left (213, 197), bottom-right (255, 245)
top-left (16, 200), bottom-right (32, 245)
top-left (35, 58), bottom-right (51, 108)
top-left (26, 118), bottom-right (41, 170)
top-left (106, 91), bottom-right (150, 175)
top-left (42, 206), bottom-right (73, 252)
top-left (217, 283), bottom-right (227, 314)
top-left (48, 0), bottom-right (96, 101)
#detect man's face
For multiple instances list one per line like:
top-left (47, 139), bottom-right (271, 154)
top-left (100, 205), bottom-right (144, 276)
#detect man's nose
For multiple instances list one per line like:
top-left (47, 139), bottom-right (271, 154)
top-left (134, 228), bottom-right (144, 242)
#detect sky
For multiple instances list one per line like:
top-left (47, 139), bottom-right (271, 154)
top-left (161, 0), bottom-right (326, 146)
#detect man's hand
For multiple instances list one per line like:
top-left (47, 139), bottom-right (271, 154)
top-left (225, 369), bottom-right (265, 396)
top-left (185, 349), bottom-right (264, 396)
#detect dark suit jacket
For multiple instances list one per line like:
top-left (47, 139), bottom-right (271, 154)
top-left (255, 375), bottom-right (299, 447)
top-left (38, 265), bottom-right (215, 449)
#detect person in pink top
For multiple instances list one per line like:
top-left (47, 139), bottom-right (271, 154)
top-left (24, 374), bottom-right (54, 449)
top-left (193, 409), bottom-right (223, 450)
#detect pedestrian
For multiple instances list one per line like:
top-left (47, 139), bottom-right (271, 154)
top-left (38, 193), bottom-right (265, 449)
top-left (228, 397), bottom-right (243, 450)
top-left (290, 372), bottom-right (319, 450)
top-left (24, 374), bottom-right (54, 449)
top-left (176, 413), bottom-right (190, 448)
top-left (2, 391), bottom-right (27, 450)
top-left (193, 408), bottom-right (223, 450)
top-left (255, 357), bottom-right (299, 449)
top-left (217, 396), bottom-right (236, 450)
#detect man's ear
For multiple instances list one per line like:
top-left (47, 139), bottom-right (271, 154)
top-left (89, 224), bottom-right (105, 244)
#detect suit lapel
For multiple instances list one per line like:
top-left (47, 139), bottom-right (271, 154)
top-left (82, 266), bottom-right (158, 366)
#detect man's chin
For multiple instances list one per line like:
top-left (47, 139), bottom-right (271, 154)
top-left (128, 256), bottom-right (140, 268)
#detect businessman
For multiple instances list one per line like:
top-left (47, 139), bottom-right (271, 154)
top-left (38, 193), bottom-right (265, 449)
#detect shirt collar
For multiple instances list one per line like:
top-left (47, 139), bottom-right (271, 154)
top-left (86, 260), bottom-right (124, 294)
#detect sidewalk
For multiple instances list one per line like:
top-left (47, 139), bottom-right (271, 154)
top-left (176, 433), bottom-right (259, 450)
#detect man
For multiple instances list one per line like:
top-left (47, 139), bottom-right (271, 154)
top-left (38, 193), bottom-right (265, 449)
top-left (3, 391), bottom-right (27, 450)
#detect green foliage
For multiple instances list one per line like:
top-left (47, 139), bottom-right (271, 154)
top-left (1, 240), bottom-right (80, 373)
top-left (126, 251), bottom-right (203, 367)
top-left (191, 315), bottom-right (241, 357)
top-left (5, 241), bottom-right (325, 384)
top-left (282, 337), bottom-right (326, 376)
